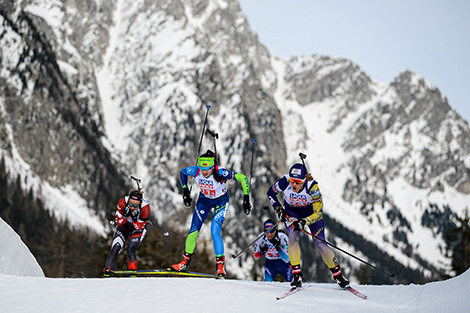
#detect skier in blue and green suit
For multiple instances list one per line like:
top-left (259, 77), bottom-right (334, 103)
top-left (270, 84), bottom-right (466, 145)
top-left (170, 150), bottom-right (251, 277)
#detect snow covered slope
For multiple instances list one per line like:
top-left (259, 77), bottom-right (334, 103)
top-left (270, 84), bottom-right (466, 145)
top-left (0, 218), bottom-right (44, 277)
top-left (0, 268), bottom-right (468, 312)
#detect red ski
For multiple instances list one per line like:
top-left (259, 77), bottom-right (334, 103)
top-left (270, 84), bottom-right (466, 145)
top-left (276, 284), bottom-right (367, 300)
top-left (276, 284), bottom-right (311, 300)
top-left (345, 286), bottom-right (367, 299)
top-left (276, 286), bottom-right (302, 300)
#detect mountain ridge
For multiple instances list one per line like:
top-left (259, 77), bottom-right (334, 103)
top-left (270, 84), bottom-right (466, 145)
top-left (1, 0), bottom-right (468, 281)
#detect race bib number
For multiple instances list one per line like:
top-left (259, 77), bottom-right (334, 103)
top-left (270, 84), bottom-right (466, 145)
top-left (199, 182), bottom-right (216, 197)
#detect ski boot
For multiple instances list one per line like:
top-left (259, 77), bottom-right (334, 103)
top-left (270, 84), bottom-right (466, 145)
top-left (127, 260), bottom-right (138, 277)
top-left (331, 265), bottom-right (350, 288)
top-left (290, 264), bottom-right (303, 288)
top-left (170, 251), bottom-right (192, 272)
top-left (103, 266), bottom-right (113, 277)
top-left (128, 259), bottom-right (138, 270)
top-left (215, 256), bottom-right (226, 278)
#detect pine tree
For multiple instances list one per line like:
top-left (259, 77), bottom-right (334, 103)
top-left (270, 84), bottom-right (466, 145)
top-left (444, 209), bottom-right (470, 275)
top-left (0, 158), bottom-right (106, 278)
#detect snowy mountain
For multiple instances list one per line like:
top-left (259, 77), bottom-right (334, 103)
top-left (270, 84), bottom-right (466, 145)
top-left (274, 56), bottom-right (470, 277)
top-left (1, 0), bottom-right (469, 282)
top-left (0, 220), bottom-right (468, 313)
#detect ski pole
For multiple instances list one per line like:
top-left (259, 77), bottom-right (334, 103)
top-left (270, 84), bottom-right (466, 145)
top-left (294, 222), bottom-right (395, 278)
top-left (147, 220), bottom-right (170, 236)
top-left (249, 139), bottom-right (256, 188)
top-left (231, 220), bottom-right (282, 259)
top-left (196, 105), bottom-right (211, 160)
top-left (110, 220), bottom-right (169, 237)
top-left (190, 105), bottom-right (211, 194)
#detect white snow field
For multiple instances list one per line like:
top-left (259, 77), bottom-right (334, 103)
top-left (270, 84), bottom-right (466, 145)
top-left (0, 217), bottom-right (468, 313)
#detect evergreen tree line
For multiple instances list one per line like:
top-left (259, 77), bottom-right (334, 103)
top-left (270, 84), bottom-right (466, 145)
top-left (0, 158), bottom-right (100, 277)
top-left (443, 209), bottom-right (470, 276)
top-left (324, 214), bottom-right (441, 284)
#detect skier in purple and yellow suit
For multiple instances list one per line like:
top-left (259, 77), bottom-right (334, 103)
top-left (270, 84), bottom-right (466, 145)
top-left (170, 150), bottom-right (251, 277)
top-left (267, 163), bottom-right (350, 288)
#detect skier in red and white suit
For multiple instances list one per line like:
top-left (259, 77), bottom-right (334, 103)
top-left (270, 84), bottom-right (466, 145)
top-left (103, 190), bottom-right (150, 273)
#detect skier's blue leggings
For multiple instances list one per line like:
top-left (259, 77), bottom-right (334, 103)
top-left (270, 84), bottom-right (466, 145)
top-left (265, 259), bottom-right (293, 282)
top-left (185, 193), bottom-right (228, 257)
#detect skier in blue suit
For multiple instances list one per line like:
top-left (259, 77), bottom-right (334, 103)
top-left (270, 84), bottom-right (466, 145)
top-left (253, 219), bottom-right (292, 282)
top-left (170, 150), bottom-right (251, 277)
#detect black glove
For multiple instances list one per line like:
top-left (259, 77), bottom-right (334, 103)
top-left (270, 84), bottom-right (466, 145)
top-left (243, 195), bottom-right (251, 215)
top-left (270, 236), bottom-right (281, 250)
top-left (275, 206), bottom-right (288, 222)
top-left (182, 187), bottom-right (192, 207)
top-left (130, 209), bottom-right (139, 221)
top-left (292, 219), bottom-right (306, 231)
top-left (260, 244), bottom-right (269, 254)
top-left (123, 205), bottom-right (130, 218)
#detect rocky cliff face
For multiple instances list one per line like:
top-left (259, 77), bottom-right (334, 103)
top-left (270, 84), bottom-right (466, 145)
top-left (1, 0), bottom-right (469, 281)
top-left (0, 2), bottom-right (125, 227)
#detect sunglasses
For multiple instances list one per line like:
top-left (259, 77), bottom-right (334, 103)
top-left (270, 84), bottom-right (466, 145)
top-left (289, 177), bottom-right (305, 184)
top-left (128, 203), bottom-right (140, 208)
top-left (199, 165), bottom-right (213, 171)
top-left (264, 227), bottom-right (275, 233)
